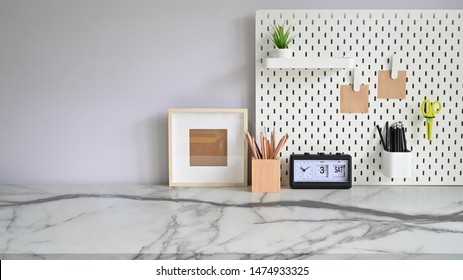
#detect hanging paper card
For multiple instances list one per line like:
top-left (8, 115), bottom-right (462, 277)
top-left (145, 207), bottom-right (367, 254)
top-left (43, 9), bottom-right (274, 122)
top-left (378, 70), bottom-right (407, 99)
top-left (340, 84), bottom-right (369, 113)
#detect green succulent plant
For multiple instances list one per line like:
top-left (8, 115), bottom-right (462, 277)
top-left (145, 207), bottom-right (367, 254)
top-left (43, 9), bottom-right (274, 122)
top-left (270, 23), bottom-right (295, 49)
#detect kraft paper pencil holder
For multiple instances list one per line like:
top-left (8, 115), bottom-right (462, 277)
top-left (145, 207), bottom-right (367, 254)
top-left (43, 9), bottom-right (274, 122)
top-left (382, 151), bottom-right (412, 178)
top-left (252, 158), bottom-right (280, 192)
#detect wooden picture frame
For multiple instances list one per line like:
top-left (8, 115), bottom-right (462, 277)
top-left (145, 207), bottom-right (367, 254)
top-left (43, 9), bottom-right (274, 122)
top-left (168, 108), bottom-right (248, 187)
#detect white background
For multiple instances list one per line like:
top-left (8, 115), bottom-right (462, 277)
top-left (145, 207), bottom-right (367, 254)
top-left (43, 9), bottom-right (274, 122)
top-left (1, 0), bottom-right (462, 184)
top-left (2, 260), bottom-right (463, 280)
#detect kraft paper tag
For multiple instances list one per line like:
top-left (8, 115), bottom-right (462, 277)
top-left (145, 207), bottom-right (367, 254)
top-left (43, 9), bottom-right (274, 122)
top-left (378, 70), bottom-right (407, 99)
top-left (340, 84), bottom-right (369, 113)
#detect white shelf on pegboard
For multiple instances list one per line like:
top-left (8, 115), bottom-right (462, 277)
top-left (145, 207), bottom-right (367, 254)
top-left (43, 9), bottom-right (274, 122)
top-left (263, 57), bottom-right (355, 69)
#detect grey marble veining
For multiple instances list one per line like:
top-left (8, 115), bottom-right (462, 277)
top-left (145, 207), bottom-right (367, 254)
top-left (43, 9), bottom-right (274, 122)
top-left (1, 185), bottom-right (463, 259)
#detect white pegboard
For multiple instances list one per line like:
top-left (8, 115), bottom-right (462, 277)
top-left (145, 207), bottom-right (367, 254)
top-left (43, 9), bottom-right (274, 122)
top-left (256, 10), bottom-right (463, 186)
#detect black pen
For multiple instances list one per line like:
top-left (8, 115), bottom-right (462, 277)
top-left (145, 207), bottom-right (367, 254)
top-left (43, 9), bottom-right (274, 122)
top-left (390, 126), bottom-right (393, 152)
top-left (398, 124), bottom-right (403, 152)
top-left (376, 125), bottom-right (386, 150)
top-left (401, 123), bottom-right (406, 152)
top-left (401, 124), bottom-right (408, 152)
top-left (395, 124), bottom-right (400, 152)
top-left (385, 121), bottom-right (389, 151)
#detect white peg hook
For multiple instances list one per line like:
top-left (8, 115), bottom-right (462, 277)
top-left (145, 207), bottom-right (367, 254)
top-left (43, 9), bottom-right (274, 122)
top-left (353, 67), bottom-right (361, 92)
top-left (391, 54), bottom-right (399, 79)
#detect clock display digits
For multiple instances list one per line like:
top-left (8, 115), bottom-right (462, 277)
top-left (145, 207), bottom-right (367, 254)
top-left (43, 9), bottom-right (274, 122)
top-left (316, 164), bottom-right (329, 178)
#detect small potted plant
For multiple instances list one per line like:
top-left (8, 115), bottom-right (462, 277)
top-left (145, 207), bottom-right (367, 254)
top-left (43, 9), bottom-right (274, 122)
top-left (270, 23), bottom-right (295, 58)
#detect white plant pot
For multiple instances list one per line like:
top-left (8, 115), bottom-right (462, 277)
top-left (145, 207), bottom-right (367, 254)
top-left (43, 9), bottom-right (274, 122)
top-left (272, 49), bottom-right (292, 58)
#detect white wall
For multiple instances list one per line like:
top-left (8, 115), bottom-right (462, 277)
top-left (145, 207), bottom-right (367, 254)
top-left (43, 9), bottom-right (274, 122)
top-left (1, 0), bottom-right (462, 184)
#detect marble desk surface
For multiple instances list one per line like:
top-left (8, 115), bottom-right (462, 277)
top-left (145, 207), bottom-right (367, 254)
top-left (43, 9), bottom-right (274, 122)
top-left (1, 184), bottom-right (463, 260)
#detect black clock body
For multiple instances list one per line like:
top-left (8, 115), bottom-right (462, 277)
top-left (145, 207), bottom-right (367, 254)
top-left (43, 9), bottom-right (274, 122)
top-left (290, 153), bottom-right (352, 189)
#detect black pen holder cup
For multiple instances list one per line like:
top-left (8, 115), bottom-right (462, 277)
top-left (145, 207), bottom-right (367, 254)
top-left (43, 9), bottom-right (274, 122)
top-left (382, 151), bottom-right (412, 178)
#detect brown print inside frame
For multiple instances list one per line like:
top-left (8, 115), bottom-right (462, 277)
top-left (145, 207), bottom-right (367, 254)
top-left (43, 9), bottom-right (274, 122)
top-left (189, 129), bottom-right (228, 166)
